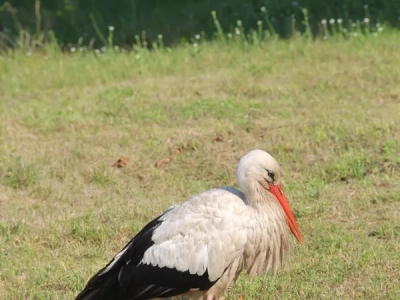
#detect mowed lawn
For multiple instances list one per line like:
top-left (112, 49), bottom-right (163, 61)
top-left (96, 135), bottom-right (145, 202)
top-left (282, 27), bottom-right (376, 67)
top-left (1, 32), bottom-right (400, 300)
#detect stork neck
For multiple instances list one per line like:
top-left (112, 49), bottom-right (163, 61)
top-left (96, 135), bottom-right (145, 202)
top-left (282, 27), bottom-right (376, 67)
top-left (245, 182), bottom-right (274, 209)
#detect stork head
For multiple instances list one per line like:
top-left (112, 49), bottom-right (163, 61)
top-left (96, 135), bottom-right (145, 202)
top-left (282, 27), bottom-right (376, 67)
top-left (237, 149), bottom-right (303, 243)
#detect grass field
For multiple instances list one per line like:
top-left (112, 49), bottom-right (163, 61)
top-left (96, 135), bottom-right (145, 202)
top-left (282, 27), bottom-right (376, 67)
top-left (1, 30), bottom-right (400, 299)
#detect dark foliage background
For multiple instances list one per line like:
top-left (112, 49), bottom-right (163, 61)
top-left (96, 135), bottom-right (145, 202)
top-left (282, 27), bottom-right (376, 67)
top-left (1, 0), bottom-right (399, 47)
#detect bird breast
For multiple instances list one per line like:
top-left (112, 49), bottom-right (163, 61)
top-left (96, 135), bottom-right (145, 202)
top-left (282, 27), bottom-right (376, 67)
top-left (243, 205), bottom-right (291, 277)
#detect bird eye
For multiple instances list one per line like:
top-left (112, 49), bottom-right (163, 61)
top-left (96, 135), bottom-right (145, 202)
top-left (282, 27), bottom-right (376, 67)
top-left (266, 169), bottom-right (275, 182)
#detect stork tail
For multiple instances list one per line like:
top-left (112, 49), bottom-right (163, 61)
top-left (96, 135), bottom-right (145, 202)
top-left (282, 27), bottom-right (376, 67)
top-left (75, 266), bottom-right (121, 300)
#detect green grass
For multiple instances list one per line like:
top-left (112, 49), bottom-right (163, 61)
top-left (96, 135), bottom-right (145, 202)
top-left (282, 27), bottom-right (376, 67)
top-left (1, 30), bottom-right (400, 300)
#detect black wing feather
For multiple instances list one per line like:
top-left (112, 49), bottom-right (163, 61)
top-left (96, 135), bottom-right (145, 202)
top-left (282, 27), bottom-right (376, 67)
top-left (75, 213), bottom-right (217, 300)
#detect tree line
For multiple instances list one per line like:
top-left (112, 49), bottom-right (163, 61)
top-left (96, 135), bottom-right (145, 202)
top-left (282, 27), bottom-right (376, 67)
top-left (0, 0), bottom-right (399, 48)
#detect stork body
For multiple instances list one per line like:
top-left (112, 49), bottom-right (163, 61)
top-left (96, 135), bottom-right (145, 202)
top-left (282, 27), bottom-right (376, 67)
top-left (75, 150), bottom-right (303, 300)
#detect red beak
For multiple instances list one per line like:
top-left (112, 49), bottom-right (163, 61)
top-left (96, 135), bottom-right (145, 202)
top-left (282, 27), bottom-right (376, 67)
top-left (269, 183), bottom-right (303, 243)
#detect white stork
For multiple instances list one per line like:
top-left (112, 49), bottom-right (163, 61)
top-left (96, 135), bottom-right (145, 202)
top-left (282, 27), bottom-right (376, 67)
top-left (75, 149), bottom-right (303, 300)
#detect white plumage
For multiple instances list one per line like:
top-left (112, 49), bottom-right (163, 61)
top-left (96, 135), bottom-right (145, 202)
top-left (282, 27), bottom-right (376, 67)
top-left (76, 149), bottom-right (303, 300)
top-left (143, 189), bottom-right (250, 281)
